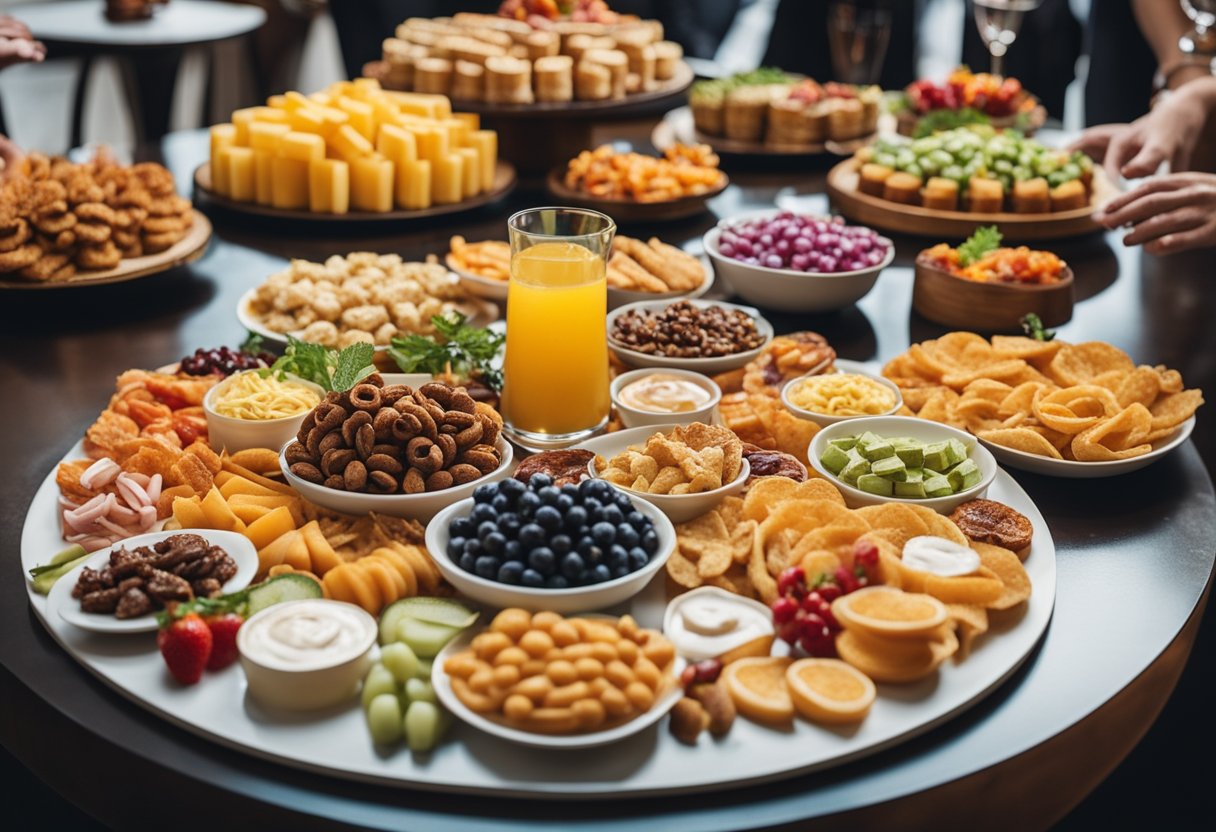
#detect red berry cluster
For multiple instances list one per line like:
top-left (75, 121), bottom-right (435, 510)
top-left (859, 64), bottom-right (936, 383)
top-left (770, 540), bottom-right (880, 657)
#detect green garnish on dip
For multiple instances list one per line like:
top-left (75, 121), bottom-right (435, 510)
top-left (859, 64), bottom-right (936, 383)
top-left (957, 225), bottom-right (1003, 267)
top-left (820, 432), bottom-right (981, 498)
top-left (387, 312), bottom-right (505, 391)
top-left (269, 338), bottom-right (376, 393)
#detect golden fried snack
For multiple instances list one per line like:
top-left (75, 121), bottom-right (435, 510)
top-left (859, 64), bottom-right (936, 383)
top-left (0, 243), bottom-right (42, 272)
top-left (19, 252), bottom-right (73, 282)
top-left (0, 218), bottom-right (31, 252)
top-left (77, 241), bottom-right (122, 270)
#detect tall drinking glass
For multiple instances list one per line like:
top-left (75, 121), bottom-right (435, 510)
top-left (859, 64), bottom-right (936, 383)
top-left (972, 0), bottom-right (1042, 77)
top-left (1179, 1), bottom-right (1216, 69)
top-left (828, 0), bottom-right (893, 86)
top-left (501, 207), bottom-right (615, 449)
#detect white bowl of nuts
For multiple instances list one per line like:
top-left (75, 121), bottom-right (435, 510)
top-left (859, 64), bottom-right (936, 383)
top-left (606, 299), bottom-right (774, 375)
top-left (279, 378), bottom-right (513, 522)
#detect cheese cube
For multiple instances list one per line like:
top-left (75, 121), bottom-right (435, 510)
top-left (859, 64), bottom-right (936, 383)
top-left (288, 107), bottom-right (327, 134)
top-left (253, 149), bottom-right (275, 205)
top-left (352, 77), bottom-right (382, 99)
top-left (248, 121), bottom-right (290, 152)
top-left (267, 94), bottom-right (287, 109)
top-left (331, 124), bottom-right (375, 162)
top-left (210, 123), bottom-right (237, 156)
top-left (278, 131), bottom-right (325, 162)
top-left (452, 112), bottom-right (480, 131)
top-left (309, 159), bottom-right (350, 214)
top-left (337, 96), bottom-right (375, 142)
top-left (227, 146), bottom-right (256, 202)
top-left (350, 155), bottom-right (394, 212)
top-left (211, 148), bottom-right (235, 196)
top-left (412, 128), bottom-right (450, 163)
top-left (387, 91), bottom-right (451, 119)
top-left (254, 108), bottom-right (289, 125)
top-left (469, 130), bottom-right (497, 192)
top-left (432, 153), bottom-right (464, 205)
top-left (397, 159), bottom-right (432, 210)
top-left (443, 118), bottom-right (471, 150)
top-left (271, 157), bottom-right (310, 209)
top-left (282, 90), bottom-right (313, 112)
top-left (231, 107), bottom-right (266, 145)
top-left (456, 147), bottom-right (480, 198)
top-left (372, 99), bottom-right (406, 129)
top-left (377, 124), bottom-right (417, 163)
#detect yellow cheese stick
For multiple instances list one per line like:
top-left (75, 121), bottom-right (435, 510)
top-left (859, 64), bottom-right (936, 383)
top-left (469, 130), bottom-right (497, 192)
top-left (456, 147), bottom-right (480, 198)
top-left (278, 131), bottom-right (325, 162)
top-left (331, 124), bottom-right (375, 163)
top-left (248, 121), bottom-right (290, 152)
top-left (337, 95), bottom-right (376, 141)
top-left (309, 158), bottom-right (350, 214)
top-left (397, 158), bottom-right (432, 210)
top-left (350, 155), bottom-right (394, 212)
top-left (227, 147), bottom-right (256, 202)
top-left (432, 153), bottom-right (464, 205)
top-left (412, 127), bottom-right (450, 163)
top-left (377, 124), bottom-right (417, 162)
top-left (212, 145), bottom-right (235, 196)
top-left (452, 112), bottom-right (480, 131)
top-left (271, 157), bottom-right (309, 209)
top-left (288, 107), bottom-right (327, 135)
top-left (253, 149), bottom-right (275, 205)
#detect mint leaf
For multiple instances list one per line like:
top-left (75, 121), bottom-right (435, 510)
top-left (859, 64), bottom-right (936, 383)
top-left (387, 313), bottom-right (504, 391)
top-left (331, 343), bottom-right (376, 392)
top-left (958, 225), bottom-right (1002, 267)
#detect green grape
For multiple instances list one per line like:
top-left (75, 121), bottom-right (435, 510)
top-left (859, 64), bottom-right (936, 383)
top-left (404, 701), bottom-right (444, 753)
top-left (362, 663), bottom-right (399, 711)
top-left (381, 641), bottom-right (420, 683)
top-left (405, 677), bottom-right (438, 704)
top-left (367, 693), bottom-right (404, 745)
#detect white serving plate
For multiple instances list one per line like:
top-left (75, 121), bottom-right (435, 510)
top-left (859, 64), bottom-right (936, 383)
top-left (431, 620), bottom-right (686, 749)
top-left (236, 287), bottom-right (500, 350)
top-left (977, 416), bottom-right (1196, 479)
top-left (607, 298), bottom-right (774, 375)
top-left (47, 529), bottom-right (258, 634)
top-left (21, 439), bottom-right (1055, 797)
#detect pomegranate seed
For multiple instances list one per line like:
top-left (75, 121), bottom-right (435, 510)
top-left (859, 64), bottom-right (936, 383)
top-left (854, 540), bottom-right (879, 568)
top-left (777, 566), bottom-right (807, 598)
top-left (798, 613), bottom-right (827, 640)
top-left (816, 583), bottom-right (842, 603)
top-left (835, 566), bottom-right (860, 594)
top-left (777, 620), bottom-right (802, 645)
top-left (771, 596), bottom-right (799, 625)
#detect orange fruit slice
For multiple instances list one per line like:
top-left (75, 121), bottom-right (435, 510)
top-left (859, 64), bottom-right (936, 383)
top-left (721, 656), bottom-right (794, 724)
top-left (787, 658), bottom-right (876, 724)
top-left (831, 586), bottom-right (948, 639)
top-left (836, 624), bottom-right (959, 684)
top-left (717, 634), bottom-right (775, 666)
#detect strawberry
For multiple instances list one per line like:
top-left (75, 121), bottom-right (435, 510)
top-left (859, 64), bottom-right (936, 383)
top-left (204, 613), bottom-right (244, 671)
top-left (158, 613), bottom-right (213, 685)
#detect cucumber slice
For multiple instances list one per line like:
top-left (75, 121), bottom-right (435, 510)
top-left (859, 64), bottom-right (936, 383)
top-left (378, 596), bottom-right (477, 645)
top-left (29, 545), bottom-right (91, 595)
top-left (247, 574), bottom-right (323, 617)
top-left (398, 617), bottom-right (461, 659)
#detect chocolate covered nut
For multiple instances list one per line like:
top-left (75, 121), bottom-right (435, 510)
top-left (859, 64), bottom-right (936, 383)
top-left (343, 459), bottom-right (368, 491)
top-left (290, 462), bottom-right (323, 483)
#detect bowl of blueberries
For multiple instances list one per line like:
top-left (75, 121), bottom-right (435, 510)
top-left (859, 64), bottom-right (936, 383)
top-left (424, 474), bottom-right (676, 613)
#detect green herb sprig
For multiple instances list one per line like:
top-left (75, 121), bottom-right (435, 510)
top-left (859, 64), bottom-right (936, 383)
top-left (269, 338), bottom-right (376, 393)
top-left (387, 312), bottom-right (505, 390)
top-left (957, 225), bottom-right (1003, 267)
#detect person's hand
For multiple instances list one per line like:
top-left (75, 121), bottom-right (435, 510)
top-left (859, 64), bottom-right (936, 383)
top-left (1095, 172), bottom-right (1216, 255)
top-left (1069, 86), bottom-right (1208, 182)
top-left (0, 15), bottom-right (34, 41)
top-left (0, 35), bottom-right (45, 70)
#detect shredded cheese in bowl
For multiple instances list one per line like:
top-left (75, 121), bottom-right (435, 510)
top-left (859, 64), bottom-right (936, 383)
top-left (213, 372), bottom-right (321, 421)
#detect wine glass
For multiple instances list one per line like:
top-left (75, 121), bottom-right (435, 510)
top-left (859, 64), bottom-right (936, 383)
top-left (972, 0), bottom-right (1042, 78)
top-left (827, 0), bottom-right (893, 85)
top-left (1179, 1), bottom-right (1216, 68)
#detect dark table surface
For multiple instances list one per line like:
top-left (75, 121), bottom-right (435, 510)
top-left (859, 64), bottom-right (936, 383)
top-left (1, 126), bottom-right (1213, 830)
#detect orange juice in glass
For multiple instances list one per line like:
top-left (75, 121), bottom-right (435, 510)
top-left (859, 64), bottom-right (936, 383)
top-left (501, 207), bottom-right (615, 447)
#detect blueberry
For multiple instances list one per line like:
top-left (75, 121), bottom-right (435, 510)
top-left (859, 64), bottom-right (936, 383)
top-left (474, 555), bottom-right (499, 579)
top-left (550, 534), bottom-right (572, 555)
top-left (528, 473), bottom-right (553, 490)
top-left (576, 536), bottom-right (596, 556)
top-left (612, 565), bottom-right (631, 579)
top-left (561, 552), bottom-right (585, 579)
top-left (627, 511), bottom-right (649, 531)
top-left (483, 531), bottom-right (507, 556)
top-left (577, 478), bottom-right (598, 497)
top-left (563, 506), bottom-right (588, 531)
top-left (587, 480), bottom-right (613, 501)
top-left (592, 521), bottom-right (616, 547)
top-left (471, 503), bottom-right (497, 524)
top-left (601, 504), bottom-right (624, 525)
top-left (491, 493), bottom-right (512, 513)
top-left (458, 551), bottom-right (477, 572)
top-left (560, 484), bottom-right (580, 498)
top-left (628, 547), bottom-right (649, 571)
top-left (477, 521), bottom-right (498, 542)
top-left (538, 485), bottom-right (561, 505)
top-left (521, 568), bottom-right (545, 587)
top-left (545, 574), bottom-right (570, 589)
top-left (608, 544), bottom-right (628, 571)
top-left (592, 564), bottom-right (612, 583)
top-left (503, 540), bottom-right (524, 561)
top-left (616, 524), bottom-right (639, 549)
top-left (463, 538), bottom-right (482, 557)
top-left (535, 505), bottom-right (563, 532)
top-left (528, 547), bottom-right (556, 576)
top-left (473, 482), bottom-right (498, 504)
top-left (574, 570), bottom-right (592, 586)
top-left (555, 494), bottom-right (575, 512)
top-left (447, 536), bottom-right (466, 559)
top-left (581, 497), bottom-right (602, 516)
top-left (498, 513), bottom-right (521, 538)
top-left (613, 493), bottom-right (633, 512)
top-left (518, 523), bottom-right (546, 548)
top-left (450, 517), bottom-right (475, 539)
top-left (585, 545), bottom-right (604, 565)
top-left (497, 561), bottom-right (524, 584)
top-left (641, 529), bottom-right (659, 555)
top-left (518, 491), bottom-right (541, 514)
top-left (501, 478), bottom-right (526, 498)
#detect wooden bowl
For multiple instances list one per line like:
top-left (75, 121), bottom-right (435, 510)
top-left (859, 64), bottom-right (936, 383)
top-left (545, 166), bottom-right (728, 223)
top-left (912, 256), bottom-right (1074, 332)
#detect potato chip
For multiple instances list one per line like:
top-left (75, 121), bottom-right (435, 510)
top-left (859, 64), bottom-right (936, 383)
top-left (919, 566), bottom-right (1004, 606)
top-left (226, 447), bottom-right (281, 475)
top-left (694, 540), bottom-right (735, 578)
top-left (742, 476), bottom-right (802, 521)
top-left (1044, 342), bottom-right (1135, 387)
top-left (760, 500), bottom-right (857, 543)
top-left (978, 428), bottom-right (1064, 460)
top-left (962, 379), bottom-right (1014, 405)
top-left (792, 525), bottom-right (867, 564)
top-left (899, 385), bottom-right (952, 412)
top-left (1071, 403), bottom-right (1152, 461)
top-left (750, 395), bottom-right (819, 464)
top-left (678, 510), bottom-right (729, 543)
top-left (674, 423), bottom-right (744, 483)
top-left (717, 496), bottom-right (745, 528)
top-left (902, 505), bottom-right (970, 547)
top-left (747, 526), bottom-right (778, 603)
top-left (990, 335), bottom-right (1063, 365)
top-left (731, 520), bottom-right (757, 563)
top-left (666, 548), bottom-right (703, 589)
top-left (941, 359), bottom-right (1028, 389)
top-left (997, 382), bottom-right (1050, 418)
top-left (764, 530), bottom-right (796, 576)
top-left (854, 503), bottom-right (931, 549)
top-left (1116, 366), bottom-right (1161, 410)
top-left (972, 542), bottom-right (1031, 609)
top-left (916, 389), bottom-right (966, 430)
top-left (1155, 366), bottom-right (1184, 394)
top-left (1149, 389), bottom-right (1203, 432)
top-left (946, 603), bottom-right (989, 660)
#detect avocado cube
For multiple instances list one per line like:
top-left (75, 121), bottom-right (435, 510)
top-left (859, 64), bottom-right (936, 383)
top-left (895, 443), bottom-right (924, 468)
top-left (857, 474), bottom-right (895, 496)
top-left (870, 456), bottom-right (907, 481)
top-left (946, 458), bottom-right (981, 492)
top-left (904, 467), bottom-right (924, 483)
top-left (829, 436), bottom-right (858, 451)
top-left (894, 479), bottom-right (927, 498)
top-left (857, 433), bottom-right (895, 462)
top-left (820, 443), bottom-right (852, 475)
top-left (924, 474), bottom-right (953, 497)
top-left (923, 441), bottom-right (951, 472)
top-left (945, 438), bottom-right (968, 466)
top-left (839, 450), bottom-right (871, 484)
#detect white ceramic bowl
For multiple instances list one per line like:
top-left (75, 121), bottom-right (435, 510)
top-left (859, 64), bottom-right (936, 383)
top-left (280, 435), bottom-right (513, 522)
top-left (607, 261), bottom-right (715, 311)
top-left (606, 298), bottom-right (774, 375)
top-left (204, 371), bottom-right (326, 455)
top-left (703, 211), bottom-right (893, 312)
top-left (238, 599), bottom-right (378, 711)
top-left (581, 424), bottom-right (750, 524)
top-left (808, 415), bottom-right (998, 514)
top-left (48, 529), bottom-right (259, 634)
top-left (446, 253), bottom-right (509, 302)
top-left (610, 368), bottom-right (722, 429)
top-left (425, 495), bottom-right (675, 614)
top-left (780, 359), bottom-right (903, 428)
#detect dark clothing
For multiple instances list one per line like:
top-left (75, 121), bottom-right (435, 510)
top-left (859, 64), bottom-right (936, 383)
top-left (1082, 0), bottom-right (1158, 125)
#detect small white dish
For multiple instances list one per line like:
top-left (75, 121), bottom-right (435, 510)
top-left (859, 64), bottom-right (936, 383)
top-left (606, 298), bottom-right (774, 375)
top-left (662, 586), bottom-right (775, 662)
top-left (703, 210), bottom-right (893, 312)
top-left (781, 358), bottom-right (903, 428)
top-left (280, 435), bottom-right (513, 523)
top-left (425, 494), bottom-right (675, 614)
top-left (808, 415), bottom-right (998, 514)
top-left (49, 529), bottom-right (258, 634)
top-left (445, 253), bottom-right (509, 302)
top-left (431, 618), bottom-right (685, 749)
top-left (610, 368), bottom-right (722, 429)
top-left (203, 371), bottom-right (325, 455)
top-left (607, 260), bottom-right (715, 311)
top-left (580, 424), bottom-right (750, 524)
top-left (977, 416), bottom-right (1195, 479)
